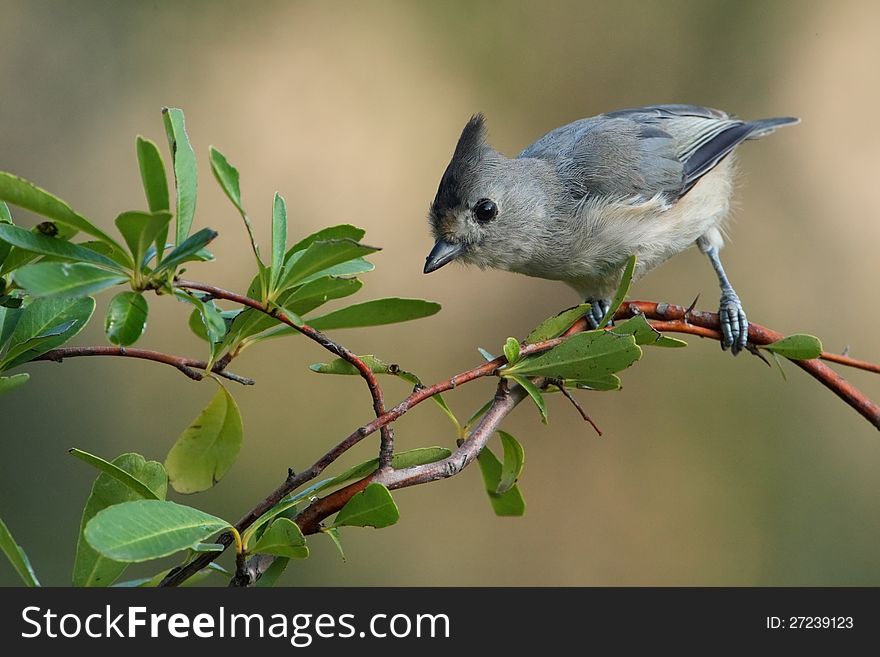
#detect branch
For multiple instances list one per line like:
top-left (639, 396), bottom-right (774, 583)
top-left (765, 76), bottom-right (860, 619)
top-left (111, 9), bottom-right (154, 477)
top-left (33, 346), bottom-right (254, 385)
top-left (174, 279), bottom-right (396, 467)
top-left (160, 297), bottom-right (880, 586)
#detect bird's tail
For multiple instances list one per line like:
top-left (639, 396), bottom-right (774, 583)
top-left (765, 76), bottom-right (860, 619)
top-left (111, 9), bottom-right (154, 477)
top-left (746, 116), bottom-right (800, 139)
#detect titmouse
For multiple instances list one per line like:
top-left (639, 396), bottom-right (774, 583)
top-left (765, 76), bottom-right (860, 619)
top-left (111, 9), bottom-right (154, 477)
top-left (424, 104), bottom-right (798, 355)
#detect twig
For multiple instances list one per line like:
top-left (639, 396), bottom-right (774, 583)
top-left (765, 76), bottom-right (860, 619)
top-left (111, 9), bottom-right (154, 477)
top-left (552, 381), bottom-right (602, 436)
top-left (33, 346), bottom-right (254, 385)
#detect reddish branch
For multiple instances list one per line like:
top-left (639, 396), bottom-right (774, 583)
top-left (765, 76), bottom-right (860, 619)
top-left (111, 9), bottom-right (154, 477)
top-left (33, 346), bottom-right (254, 385)
top-left (158, 290), bottom-right (879, 586)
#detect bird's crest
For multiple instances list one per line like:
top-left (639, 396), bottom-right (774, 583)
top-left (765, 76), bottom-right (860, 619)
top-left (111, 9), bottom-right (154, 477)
top-left (430, 114), bottom-right (489, 219)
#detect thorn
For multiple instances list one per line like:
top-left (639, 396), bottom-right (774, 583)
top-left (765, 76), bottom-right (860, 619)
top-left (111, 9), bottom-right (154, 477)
top-left (842, 345), bottom-right (850, 357)
top-left (287, 468), bottom-right (296, 479)
top-left (746, 343), bottom-right (771, 367)
top-left (554, 381), bottom-right (602, 436)
top-left (684, 293), bottom-right (701, 321)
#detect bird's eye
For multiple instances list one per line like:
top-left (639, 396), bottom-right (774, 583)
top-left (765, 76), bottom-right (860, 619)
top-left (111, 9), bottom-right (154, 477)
top-left (473, 199), bottom-right (497, 223)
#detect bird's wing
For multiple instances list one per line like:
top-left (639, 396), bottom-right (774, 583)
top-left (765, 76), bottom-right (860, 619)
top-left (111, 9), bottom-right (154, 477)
top-left (521, 105), bottom-right (790, 202)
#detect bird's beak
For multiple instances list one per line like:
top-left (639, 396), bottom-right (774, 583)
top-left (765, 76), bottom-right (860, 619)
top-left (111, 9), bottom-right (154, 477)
top-left (423, 238), bottom-right (465, 274)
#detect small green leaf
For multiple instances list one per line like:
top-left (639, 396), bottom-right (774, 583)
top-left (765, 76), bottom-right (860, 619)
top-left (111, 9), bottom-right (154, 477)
top-left (1, 295), bottom-right (95, 370)
top-left (71, 452), bottom-right (167, 586)
top-left (503, 337), bottom-right (521, 364)
top-left (154, 228), bottom-right (218, 274)
top-left (321, 527), bottom-right (346, 562)
top-left (0, 372), bottom-right (29, 395)
top-left (308, 298), bottom-right (441, 331)
top-left (319, 447), bottom-right (452, 496)
top-left (761, 334), bottom-right (823, 360)
top-left (164, 382), bottom-right (243, 494)
top-left (14, 262), bottom-right (126, 298)
top-left (477, 347), bottom-right (496, 362)
top-left (0, 224), bottom-right (128, 272)
top-left (611, 315), bottom-right (687, 348)
top-left (504, 331), bottom-right (641, 380)
top-left (598, 254), bottom-right (637, 329)
top-left (178, 291), bottom-right (225, 349)
top-left (0, 201), bottom-right (11, 222)
top-left (496, 431), bottom-right (525, 495)
top-left (476, 446), bottom-right (525, 517)
top-left (104, 291), bottom-right (148, 346)
top-left (278, 239), bottom-right (379, 291)
top-left (309, 354), bottom-right (391, 375)
top-left (270, 193), bottom-right (287, 291)
top-left (526, 303), bottom-right (592, 343)
top-left (286, 224), bottom-right (366, 260)
top-left (84, 500), bottom-right (230, 563)
top-left (114, 211), bottom-right (173, 269)
top-left (251, 518), bottom-right (309, 559)
top-left (283, 276), bottom-right (362, 316)
top-left (0, 517), bottom-right (39, 586)
top-left (464, 398), bottom-right (494, 432)
top-left (567, 373), bottom-right (623, 391)
top-left (333, 483), bottom-right (400, 529)
top-left (0, 171), bottom-right (121, 246)
top-left (69, 448), bottom-right (164, 501)
top-left (295, 257), bottom-right (374, 285)
top-left (162, 108), bottom-right (198, 245)
top-left (508, 374), bottom-right (548, 423)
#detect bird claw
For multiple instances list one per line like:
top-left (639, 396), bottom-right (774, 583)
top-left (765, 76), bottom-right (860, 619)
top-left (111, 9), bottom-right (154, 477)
top-left (586, 299), bottom-right (611, 329)
top-left (719, 290), bottom-right (748, 355)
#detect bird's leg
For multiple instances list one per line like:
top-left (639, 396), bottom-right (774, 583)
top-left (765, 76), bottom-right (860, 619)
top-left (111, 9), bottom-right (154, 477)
top-left (585, 298), bottom-right (611, 329)
top-left (698, 240), bottom-right (748, 355)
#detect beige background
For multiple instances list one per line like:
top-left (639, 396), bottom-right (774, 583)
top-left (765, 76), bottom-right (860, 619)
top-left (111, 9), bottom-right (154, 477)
top-left (1, 0), bottom-right (879, 585)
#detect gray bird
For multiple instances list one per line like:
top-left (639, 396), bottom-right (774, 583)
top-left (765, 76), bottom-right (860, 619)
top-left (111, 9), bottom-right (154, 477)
top-left (424, 104), bottom-right (798, 354)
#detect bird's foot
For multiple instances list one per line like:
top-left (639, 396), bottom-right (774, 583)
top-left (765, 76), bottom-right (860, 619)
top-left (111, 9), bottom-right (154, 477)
top-left (719, 290), bottom-right (748, 355)
top-left (586, 298), bottom-right (611, 329)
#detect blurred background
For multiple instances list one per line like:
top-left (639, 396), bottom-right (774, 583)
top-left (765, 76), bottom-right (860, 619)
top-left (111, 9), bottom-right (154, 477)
top-left (1, 0), bottom-right (879, 586)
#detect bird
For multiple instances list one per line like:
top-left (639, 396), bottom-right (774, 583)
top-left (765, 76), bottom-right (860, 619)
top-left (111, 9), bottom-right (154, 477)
top-left (423, 104), bottom-right (798, 355)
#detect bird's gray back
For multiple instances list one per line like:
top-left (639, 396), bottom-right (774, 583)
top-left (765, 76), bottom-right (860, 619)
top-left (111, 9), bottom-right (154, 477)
top-left (518, 104), bottom-right (795, 203)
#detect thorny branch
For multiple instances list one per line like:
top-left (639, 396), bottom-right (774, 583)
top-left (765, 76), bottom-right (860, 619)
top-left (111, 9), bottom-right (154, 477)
top-left (153, 286), bottom-right (879, 587)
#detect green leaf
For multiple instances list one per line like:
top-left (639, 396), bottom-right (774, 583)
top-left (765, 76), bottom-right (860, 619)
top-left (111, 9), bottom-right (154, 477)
top-left (496, 431), bottom-right (525, 495)
top-left (504, 331), bottom-right (641, 380)
top-left (254, 557), bottom-right (290, 587)
top-left (464, 398), bottom-right (494, 432)
top-left (0, 171), bottom-right (120, 246)
top-left (503, 337), bottom-right (521, 364)
top-left (526, 303), bottom-right (592, 343)
top-left (136, 137), bottom-right (171, 263)
top-left (295, 257), bottom-right (374, 285)
top-left (477, 347), bottom-right (496, 362)
top-left (251, 518), bottom-right (309, 559)
top-left (476, 446), bottom-right (525, 517)
top-left (104, 291), bottom-right (148, 346)
top-left (0, 304), bottom-right (22, 349)
top-left (0, 224), bottom-right (128, 272)
top-left (0, 517), bottom-right (39, 586)
top-left (164, 382), bottom-right (243, 494)
top-left (761, 334), bottom-right (823, 360)
top-left (333, 483), bottom-right (400, 529)
top-left (69, 449), bottom-right (164, 501)
top-left (270, 193), bottom-right (287, 290)
top-left (0, 372), bottom-right (29, 395)
top-left (114, 211), bottom-right (173, 269)
top-left (136, 136), bottom-right (170, 212)
top-left (611, 315), bottom-right (687, 348)
top-left (278, 239), bottom-right (379, 291)
top-left (284, 276), bottom-right (363, 316)
top-left (1, 296), bottom-right (95, 370)
top-left (178, 291), bottom-right (225, 349)
top-left (508, 374), bottom-right (548, 423)
top-left (286, 224), bottom-right (366, 260)
top-left (13, 262), bottom-right (126, 298)
top-left (0, 202), bottom-right (11, 266)
top-left (84, 500), bottom-right (230, 563)
top-left (154, 228), bottom-right (218, 274)
top-left (209, 146), bottom-right (264, 272)
top-left (72, 452), bottom-right (167, 586)
top-left (309, 354), bottom-right (391, 375)
top-left (321, 527), bottom-right (346, 562)
top-left (162, 108), bottom-right (198, 245)
top-left (567, 373), bottom-right (623, 391)
top-left (598, 254), bottom-right (637, 329)
top-left (308, 298), bottom-right (441, 331)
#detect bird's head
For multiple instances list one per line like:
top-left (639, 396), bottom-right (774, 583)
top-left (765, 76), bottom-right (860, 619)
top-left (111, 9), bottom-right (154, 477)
top-left (424, 114), bottom-right (536, 274)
